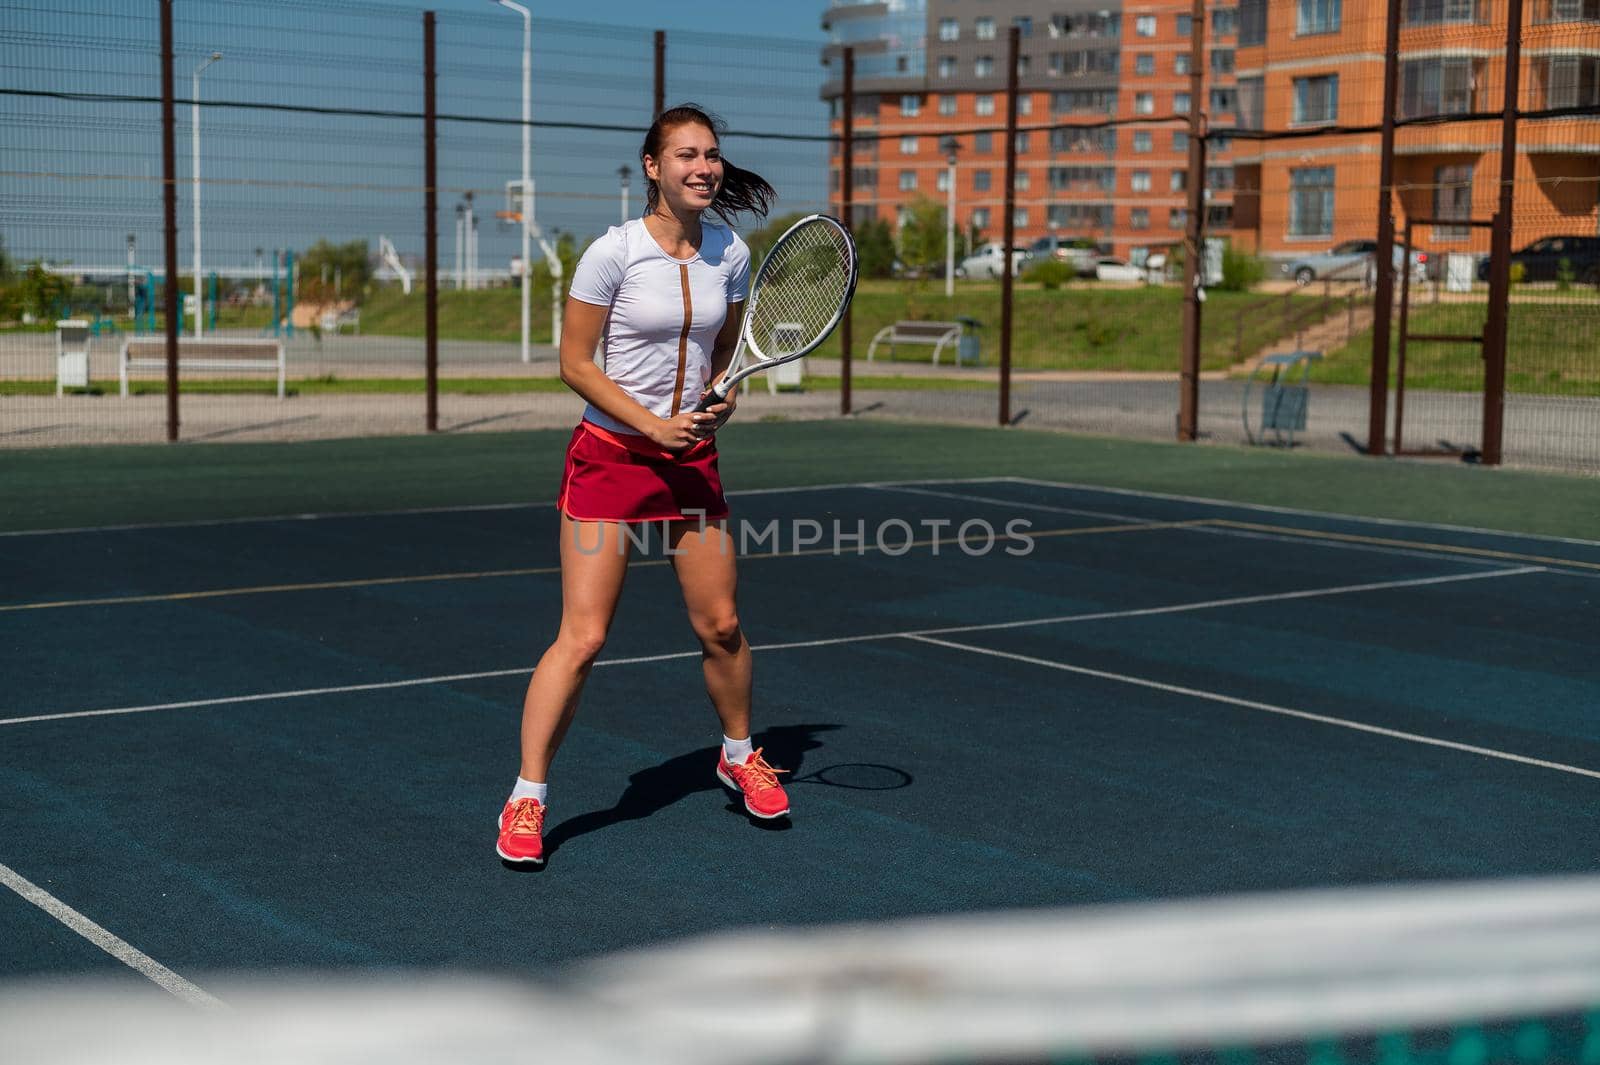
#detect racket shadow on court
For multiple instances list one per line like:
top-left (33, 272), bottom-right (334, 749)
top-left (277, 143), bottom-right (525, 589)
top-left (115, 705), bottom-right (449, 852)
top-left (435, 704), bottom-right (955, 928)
top-left (536, 723), bottom-right (915, 860)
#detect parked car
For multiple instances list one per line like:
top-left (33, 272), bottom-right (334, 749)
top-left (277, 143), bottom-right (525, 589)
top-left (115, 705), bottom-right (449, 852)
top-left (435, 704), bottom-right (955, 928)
top-left (957, 243), bottom-right (1031, 280)
top-left (1281, 240), bottom-right (1427, 286)
top-left (1475, 235), bottom-right (1600, 285)
top-left (1093, 257), bottom-right (1146, 283)
top-left (1027, 235), bottom-right (1099, 276)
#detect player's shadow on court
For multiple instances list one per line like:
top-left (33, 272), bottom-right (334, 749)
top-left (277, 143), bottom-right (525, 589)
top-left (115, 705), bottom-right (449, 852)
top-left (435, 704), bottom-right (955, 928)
top-left (542, 723), bottom-right (843, 856)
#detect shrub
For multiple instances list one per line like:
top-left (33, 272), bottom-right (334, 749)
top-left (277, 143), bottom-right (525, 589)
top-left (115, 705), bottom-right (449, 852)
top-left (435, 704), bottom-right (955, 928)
top-left (1510, 262), bottom-right (1526, 285)
top-left (1216, 244), bottom-right (1265, 292)
top-left (1024, 259), bottom-right (1074, 290)
top-left (1556, 257), bottom-right (1575, 292)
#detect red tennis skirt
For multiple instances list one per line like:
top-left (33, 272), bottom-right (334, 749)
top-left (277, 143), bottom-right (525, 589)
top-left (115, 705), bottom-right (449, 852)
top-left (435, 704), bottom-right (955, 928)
top-left (557, 421), bottom-right (729, 523)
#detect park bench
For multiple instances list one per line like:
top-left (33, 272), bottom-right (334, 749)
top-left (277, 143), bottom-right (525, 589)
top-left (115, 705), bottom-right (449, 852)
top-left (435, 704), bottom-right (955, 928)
top-left (866, 320), bottom-right (970, 366)
top-left (119, 337), bottom-right (286, 399)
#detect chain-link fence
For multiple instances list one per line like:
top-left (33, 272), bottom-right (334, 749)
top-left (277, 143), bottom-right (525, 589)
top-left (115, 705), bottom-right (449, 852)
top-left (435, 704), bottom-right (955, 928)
top-left (3, 1), bottom-right (1597, 473)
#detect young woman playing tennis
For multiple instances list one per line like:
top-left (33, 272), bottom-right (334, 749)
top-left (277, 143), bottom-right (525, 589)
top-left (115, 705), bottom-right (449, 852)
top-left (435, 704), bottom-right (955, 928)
top-left (496, 105), bottom-right (789, 866)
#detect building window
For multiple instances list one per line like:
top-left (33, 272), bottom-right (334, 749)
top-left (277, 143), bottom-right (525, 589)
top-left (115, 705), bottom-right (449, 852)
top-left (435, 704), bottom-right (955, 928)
top-left (1543, 55), bottom-right (1600, 108)
top-left (1540, 0), bottom-right (1600, 19)
top-left (1289, 167), bottom-right (1335, 236)
top-left (1208, 204), bottom-right (1234, 228)
top-left (1210, 88), bottom-right (1237, 113)
top-left (1240, 0), bottom-right (1267, 44)
top-left (1214, 7), bottom-right (1239, 34)
top-left (1297, 0), bottom-right (1342, 34)
top-left (976, 94), bottom-right (996, 116)
top-left (975, 131), bottom-right (993, 152)
top-left (1017, 54), bottom-right (1032, 76)
top-left (899, 136), bottom-right (919, 155)
top-left (1170, 208), bottom-right (1188, 228)
top-left (938, 17), bottom-right (959, 41)
top-left (1053, 90), bottom-right (1118, 114)
top-left (1177, 13), bottom-right (1193, 35)
top-left (938, 55), bottom-right (957, 78)
top-left (971, 170), bottom-right (991, 192)
top-left (1171, 169), bottom-right (1188, 191)
top-left (1434, 164), bottom-right (1474, 238)
top-left (900, 94), bottom-right (921, 117)
top-left (1014, 15), bottom-right (1033, 37)
top-left (1015, 131), bottom-right (1031, 153)
top-left (1134, 130), bottom-right (1153, 153)
top-left (1136, 15), bottom-right (1157, 36)
top-left (1131, 208), bottom-right (1150, 230)
top-left (1403, 0), bottom-right (1478, 22)
top-left (1016, 170), bottom-right (1031, 190)
top-left (1400, 58), bottom-right (1476, 118)
top-left (1014, 207), bottom-right (1029, 227)
top-left (1135, 92), bottom-right (1155, 114)
top-left (1293, 74), bottom-right (1340, 123)
top-left (1175, 92), bottom-right (1192, 113)
top-left (1131, 170), bottom-right (1152, 192)
top-left (935, 169), bottom-right (950, 193)
top-left (976, 16), bottom-right (996, 40)
top-left (1175, 53), bottom-right (1191, 75)
top-left (1237, 76), bottom-right (1265, 129)
top-left (1049, 203), bottom-right (1115, 229)
top-left (971, 208), bottom-right (990, 229)
top-left (1212, 132), bottom-right (1233, 152)
top-left (1174, 130), bottom-right (1189, 150)
top-left (939, 94), bottom-right (958, 116)
top-left (1206, 166), bottom-right (1235, 189)
top-left (1018, 94), bottom-right (1033, 116)
top-left (1049, 166), bottom-right (1117, 191)
top-left (1212, 49), bottom-right (1235, 75)
top-left (1050, 127), bottom-right (1117, 153)
top-left (1136, 53), bottom-right (1155, 75)
top-left (899, 170), bottom-right (917, 192)
top-left (975, 55), bottom-right (995, 77)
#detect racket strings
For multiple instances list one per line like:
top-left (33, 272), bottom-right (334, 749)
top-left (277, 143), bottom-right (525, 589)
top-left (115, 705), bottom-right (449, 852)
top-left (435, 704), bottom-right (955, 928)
top-left (747, 222), bottom-right (855, 359)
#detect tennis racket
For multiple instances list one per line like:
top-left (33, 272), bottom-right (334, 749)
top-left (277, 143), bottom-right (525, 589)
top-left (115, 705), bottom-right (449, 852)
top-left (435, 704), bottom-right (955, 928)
top-left (694, 214), bottom-right (858, 413)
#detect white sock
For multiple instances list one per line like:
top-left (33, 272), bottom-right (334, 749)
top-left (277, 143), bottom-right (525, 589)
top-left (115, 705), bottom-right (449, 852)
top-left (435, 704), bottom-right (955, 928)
top-left (509, 777), bottom-right (547, 804)
top-left (722, 735), bottom-right (754, 764)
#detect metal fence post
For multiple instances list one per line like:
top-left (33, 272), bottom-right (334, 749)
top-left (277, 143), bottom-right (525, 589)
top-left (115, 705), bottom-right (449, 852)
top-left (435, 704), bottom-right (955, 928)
top-left (1482, 0), bottom-right (1524, 467)
top-left (1177, 0), bottom-right (1206, 441)
top-left (160, 0), bottom-right (179, 441)
top-left (424, 11), bottom-right (439, 433)
top-left (840, 46), bottom-right (854, 417)
top-left (999, 26), bottom-right (1019, 427)
top-left (1367, 0), bottom-right (1403, 456)
top-left (654, 31), bottom-right (665, 118)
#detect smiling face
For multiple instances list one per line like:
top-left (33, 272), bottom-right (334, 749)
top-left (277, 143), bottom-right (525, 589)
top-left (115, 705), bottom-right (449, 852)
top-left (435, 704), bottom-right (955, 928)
top-left (643, 120), bottom-right (723, 218)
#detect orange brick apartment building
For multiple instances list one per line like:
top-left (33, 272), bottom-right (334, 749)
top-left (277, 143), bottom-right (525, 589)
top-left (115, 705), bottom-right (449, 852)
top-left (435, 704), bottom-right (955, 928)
top-left (821, 0), bottom-right (1599, 264)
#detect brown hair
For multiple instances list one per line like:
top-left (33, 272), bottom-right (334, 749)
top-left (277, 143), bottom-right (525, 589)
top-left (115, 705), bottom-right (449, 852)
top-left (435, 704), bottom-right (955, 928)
top-left (641, 104), bottom-right (775, 225)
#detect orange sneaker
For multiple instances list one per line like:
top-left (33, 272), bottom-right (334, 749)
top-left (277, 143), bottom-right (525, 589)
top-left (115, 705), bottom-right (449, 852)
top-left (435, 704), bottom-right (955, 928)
top-left (716, 748), bottom-right (791, 819)
top-left (496, 797), bottom-right (546, 865)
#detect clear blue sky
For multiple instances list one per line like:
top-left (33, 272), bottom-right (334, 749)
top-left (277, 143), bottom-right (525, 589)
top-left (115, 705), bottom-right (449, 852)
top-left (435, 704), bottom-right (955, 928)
top-left (427, 0), bottom-right (826, 41)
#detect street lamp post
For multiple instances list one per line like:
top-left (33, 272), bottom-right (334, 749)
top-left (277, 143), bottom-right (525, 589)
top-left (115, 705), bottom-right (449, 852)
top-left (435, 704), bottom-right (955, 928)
top-left (126, 233), bottom-right (137, 314)
top-left (494, 0), bottom-right (534, 362)
top-left (941, 135), bottom-right (959, 298)
top-left (192, 52), bottom-right (221, 336)
top-left (454, 204), bottom-right (465, 289)
top-left (618, 165), bottom-right (631, 225)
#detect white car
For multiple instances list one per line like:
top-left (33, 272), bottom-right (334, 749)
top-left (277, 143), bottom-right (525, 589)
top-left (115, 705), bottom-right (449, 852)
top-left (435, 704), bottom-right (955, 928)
top-left (957, 243), bottom-right (1031, 280)
top-left (1093, 257), bottom-right (1145, 283)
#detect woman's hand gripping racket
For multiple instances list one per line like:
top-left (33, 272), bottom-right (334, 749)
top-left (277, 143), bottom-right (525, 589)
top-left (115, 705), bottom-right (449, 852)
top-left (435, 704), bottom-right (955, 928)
top-left (695, 214), bottom-right (859, 414)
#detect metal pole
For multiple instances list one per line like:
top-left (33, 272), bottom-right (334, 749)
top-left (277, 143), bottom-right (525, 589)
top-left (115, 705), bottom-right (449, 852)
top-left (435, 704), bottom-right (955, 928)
top-left (944, 145), bottom-right (956, 299)
top-left (1367, 0), bottom-right (1403, 456)
top-left (840, 46), bottom-right (854, 417)
top-left (1482, 0), bottom-right (1523, 467)
top-left (126, 234), bottom-right (136, 313)
top-left (191, 53), bottom-right (220, 338)
top-left (999, 25), bottom-right (1019, 426)
top-left (619, 165), bottom-right (631, 225)
top-left (502, 1), bottom-right (532, 363)
top-left (425, 11), bottom-right (439, 432)
top-left (654, 31), bottom-right (665, 118)
top-left (454, 206), bottom-right (463, 289)
top-left (1394, 220), bottom-right (1414, 453)
top-left (1177, 0), bottom-right (1206, 441)
top-left (160, 0), bottom-right (180, 441)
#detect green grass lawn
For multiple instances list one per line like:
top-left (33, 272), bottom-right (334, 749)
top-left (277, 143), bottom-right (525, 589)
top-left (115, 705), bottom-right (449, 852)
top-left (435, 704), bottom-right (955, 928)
top-left (1313, 302), bottom-right (1600, 395)
top-left (354, 280), bottom-right (1328, 373)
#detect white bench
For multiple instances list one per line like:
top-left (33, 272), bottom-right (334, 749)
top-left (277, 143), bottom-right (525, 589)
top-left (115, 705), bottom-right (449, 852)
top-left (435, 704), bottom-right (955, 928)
top-left (867, 320), bottom-right (965, 365)
top-left (120, 337), bottom-right (286, 399)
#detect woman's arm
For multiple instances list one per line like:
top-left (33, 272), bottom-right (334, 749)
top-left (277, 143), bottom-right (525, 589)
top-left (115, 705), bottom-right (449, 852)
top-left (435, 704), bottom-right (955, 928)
top-left (559, 297), bottom-right (711, 450)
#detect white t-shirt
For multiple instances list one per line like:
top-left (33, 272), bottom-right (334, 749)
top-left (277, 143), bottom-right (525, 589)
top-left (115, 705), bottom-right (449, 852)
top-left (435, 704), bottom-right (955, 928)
top-left (568, 218), bottom-right (750, 433)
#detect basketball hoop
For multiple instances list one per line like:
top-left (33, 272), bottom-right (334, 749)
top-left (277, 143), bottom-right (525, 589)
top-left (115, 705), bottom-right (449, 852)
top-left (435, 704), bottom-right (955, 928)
top-left (495, 209), bottom-right (522, 232)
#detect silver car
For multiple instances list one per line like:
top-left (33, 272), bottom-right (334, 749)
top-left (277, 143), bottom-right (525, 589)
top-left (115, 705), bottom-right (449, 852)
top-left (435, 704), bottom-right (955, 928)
top-left (1282, 239), bottom-right (1427, 286)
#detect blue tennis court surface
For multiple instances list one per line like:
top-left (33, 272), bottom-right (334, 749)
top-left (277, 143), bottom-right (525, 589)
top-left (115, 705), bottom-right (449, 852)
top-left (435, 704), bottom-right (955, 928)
top-left (3, 477), bottom-right (1597, 996)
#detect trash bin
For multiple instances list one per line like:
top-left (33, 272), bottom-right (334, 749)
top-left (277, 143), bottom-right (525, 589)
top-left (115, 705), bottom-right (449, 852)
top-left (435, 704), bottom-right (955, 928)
top-left (56, 318), bottom-right (91, 397)
top-left (955, 316), bottom-right (982, 366)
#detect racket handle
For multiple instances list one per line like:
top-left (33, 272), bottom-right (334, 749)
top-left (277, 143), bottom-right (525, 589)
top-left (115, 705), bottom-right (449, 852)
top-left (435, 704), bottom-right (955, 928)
top-left (693, 382), bottom-right (729, 414)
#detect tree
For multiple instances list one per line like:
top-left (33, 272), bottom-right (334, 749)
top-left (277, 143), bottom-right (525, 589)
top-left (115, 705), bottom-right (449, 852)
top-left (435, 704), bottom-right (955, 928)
top-left (855, 216), bottom-right (896, 279)
top-left (297, 239), bottom-right (370, 305)
top-left (895, 197), bottom-right (948, 276)
top-left (742, 211), bottom-right (810, 270)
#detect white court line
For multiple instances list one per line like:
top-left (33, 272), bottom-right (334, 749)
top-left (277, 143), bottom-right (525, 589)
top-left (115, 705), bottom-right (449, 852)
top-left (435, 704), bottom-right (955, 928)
top-left (0, 477), bottom-right (1003, 539)
top-left (904, 634), bottom-right (1600, 783)
top-left (1006, 476), bottom-right (1600, 549)
top-left (0, 566), bottom-right (1538, 728)
top-left (871, 484), bottom-right (1526, 571)
top-left (0, 861), bottom-right (224, 1007)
